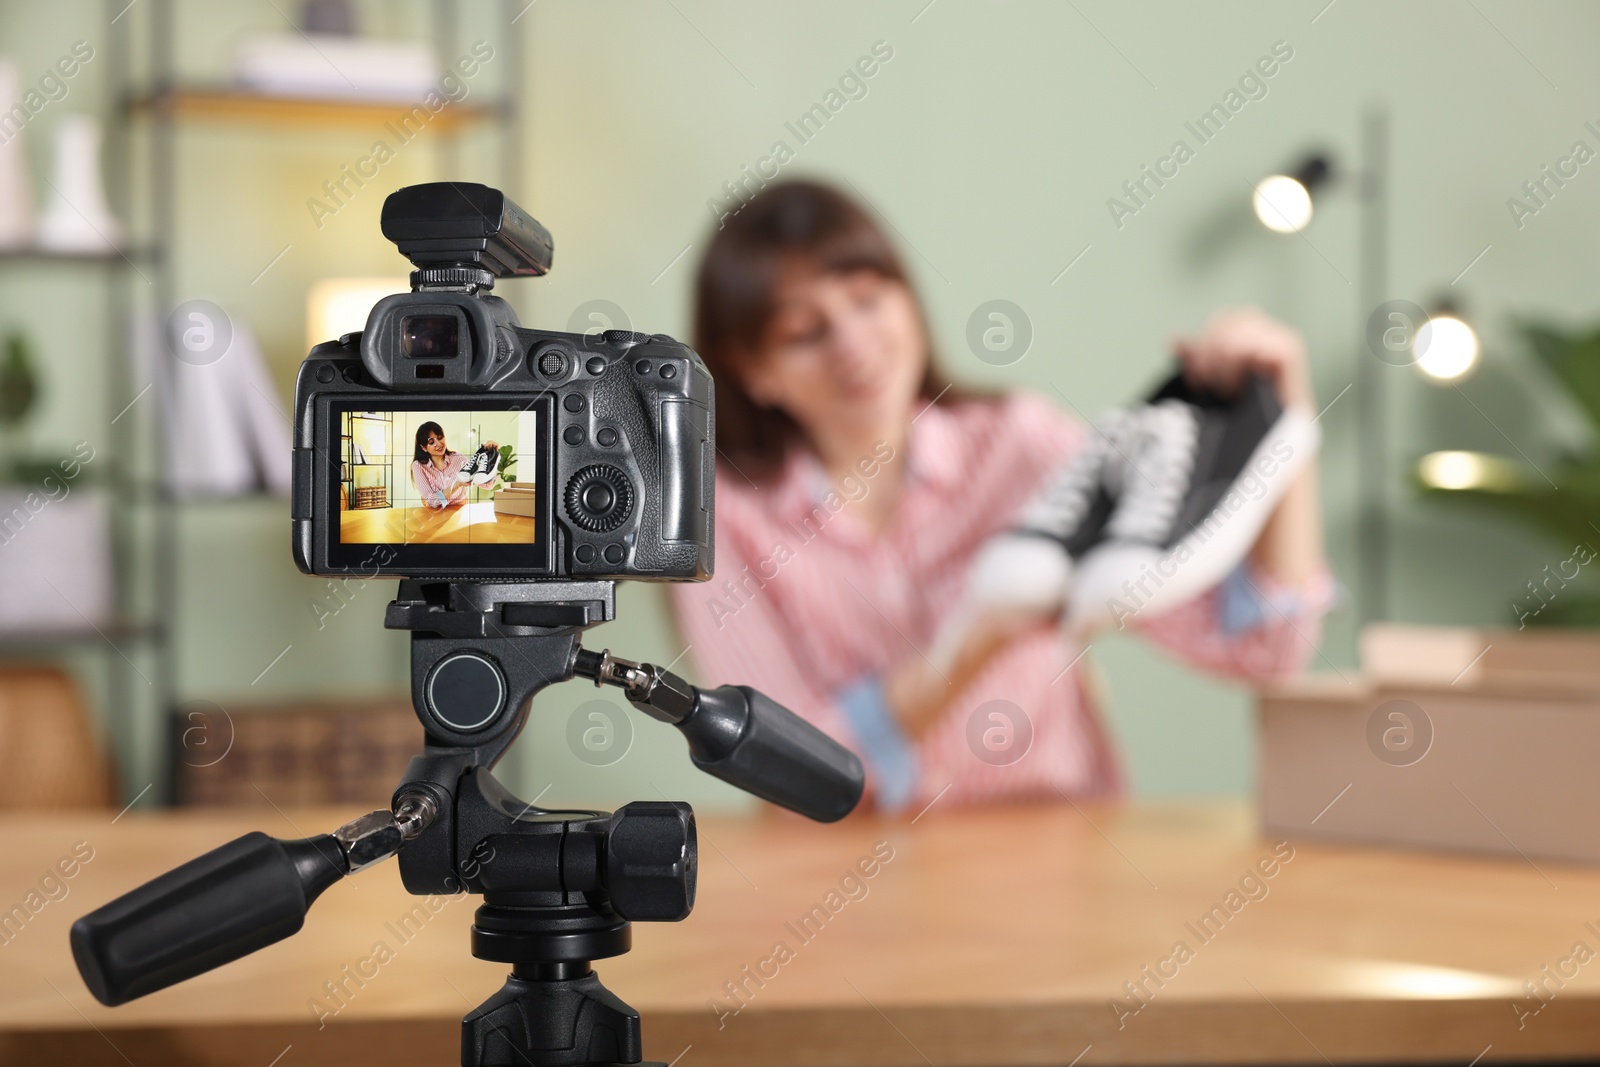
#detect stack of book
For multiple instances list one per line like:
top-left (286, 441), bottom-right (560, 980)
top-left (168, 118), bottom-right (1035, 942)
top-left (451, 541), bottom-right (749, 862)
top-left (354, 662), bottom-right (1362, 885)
top-left (493, 481), bottom-right (538, 517)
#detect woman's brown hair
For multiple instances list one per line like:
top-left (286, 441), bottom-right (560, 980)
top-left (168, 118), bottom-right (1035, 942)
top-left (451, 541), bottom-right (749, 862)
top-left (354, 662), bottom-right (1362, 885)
top-left (692, 180), bottom-right (959, 480)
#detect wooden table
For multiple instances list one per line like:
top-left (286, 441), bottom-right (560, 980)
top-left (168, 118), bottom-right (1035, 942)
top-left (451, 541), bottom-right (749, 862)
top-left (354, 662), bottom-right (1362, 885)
top-left (4, 801), bottom-right (1599, 1066)
top-left (339, 502), bottom-right (537, 545)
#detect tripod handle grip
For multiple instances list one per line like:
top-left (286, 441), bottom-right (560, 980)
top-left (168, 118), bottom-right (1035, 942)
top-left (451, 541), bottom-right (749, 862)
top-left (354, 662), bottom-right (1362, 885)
top-left (71, 832), bottom-right (346, 1006)
top-left (684, 686), bottom-right (865, 822)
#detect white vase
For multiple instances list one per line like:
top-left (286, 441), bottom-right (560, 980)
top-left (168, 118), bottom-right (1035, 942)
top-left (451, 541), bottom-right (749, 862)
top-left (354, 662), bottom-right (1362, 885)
top-left (0, 60), bottom-right (33, 248)
top-left (37, 114), bottom-right (121, 253)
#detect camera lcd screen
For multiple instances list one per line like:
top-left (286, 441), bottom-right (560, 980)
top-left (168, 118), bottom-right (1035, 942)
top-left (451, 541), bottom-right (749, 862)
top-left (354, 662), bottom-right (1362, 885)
top-left (401, 315), bottom-right (459, 359)
top-left (337, 406), bottom-right (541, 548)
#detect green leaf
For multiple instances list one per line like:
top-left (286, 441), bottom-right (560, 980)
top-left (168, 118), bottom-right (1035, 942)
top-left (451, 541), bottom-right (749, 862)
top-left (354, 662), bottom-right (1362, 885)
top-left (495, 445), bottom-right (517, 485)
top-left (0, 333), bottom-right (38, 426)
top-left (1514, 319), bottom-right (1600, 433)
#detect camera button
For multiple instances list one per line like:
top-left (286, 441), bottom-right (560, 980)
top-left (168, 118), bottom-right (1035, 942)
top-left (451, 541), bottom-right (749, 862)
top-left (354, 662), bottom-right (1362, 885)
top-left (535, 346), bottom-right (570, 379)
top-left (603, 544), bottom-right (624, 565)
top-left (565, 465), bottom-right (633, 532)
top-left (341, 365), bottom-right (361, 383)
top-left (315, 364), bottom-right (336, 383)
top-left (604, 329), bottom-right (652, 347)
top-left (633, 359), bottom-right (651, 375)
top-left (659, 363), bottom-right (677, 379)
top-left (585, 356), bottom-right (606, 375)
top-left (563, 426), bottom-right (585, 446)
top-left (596, 427), bottom-right (618, 447)
top-left (563, 393), bottom-right (585, 413)
top-left (576, 544), bottom-right (596, 563)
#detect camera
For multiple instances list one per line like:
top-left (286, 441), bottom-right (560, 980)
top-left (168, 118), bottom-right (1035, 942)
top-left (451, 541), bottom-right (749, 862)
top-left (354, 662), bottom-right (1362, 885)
top-left (291, 181), bottom-right (714, 581)
top-left (74, 183), bottom-right (864, 1067)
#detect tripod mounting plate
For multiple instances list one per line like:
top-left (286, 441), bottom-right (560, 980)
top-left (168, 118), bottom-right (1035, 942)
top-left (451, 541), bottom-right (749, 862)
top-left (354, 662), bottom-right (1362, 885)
top-left (385, 580), bottom-right (616, 638)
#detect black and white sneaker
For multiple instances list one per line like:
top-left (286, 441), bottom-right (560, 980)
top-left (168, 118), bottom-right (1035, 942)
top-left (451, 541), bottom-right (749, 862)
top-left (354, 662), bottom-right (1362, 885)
top-left (455, 447), bottom-right (485, 484)
top-left (928, 407), bottom-right (1134, 672)
top-left (471, 445), bottom-right (501, 486)
top-left (1014, 406), bottom-right (1138, 555)
top-left (1065, 372), bottom-right (1318, 632)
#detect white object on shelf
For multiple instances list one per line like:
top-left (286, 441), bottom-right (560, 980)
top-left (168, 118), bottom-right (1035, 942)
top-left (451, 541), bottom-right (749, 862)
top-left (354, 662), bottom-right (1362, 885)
top-left (36, 115), bottom-right (122, 253)
top-left (0, 488), bottom-right (113, 632)
top-left (231, 325), bottom-right (293, 496)
top-left (233, 34), bottom-right (439, 101)
top-left (132, 312), bottom-right (293, 498)
top-left (0, 60), bottom-right (34, 248)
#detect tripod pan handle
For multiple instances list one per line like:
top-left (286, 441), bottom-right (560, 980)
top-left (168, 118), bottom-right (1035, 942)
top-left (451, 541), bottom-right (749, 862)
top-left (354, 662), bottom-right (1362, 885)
top-left (71, 832), bottom-right (346, 1006)
top-left (683, 686), bottom-right (865, 822)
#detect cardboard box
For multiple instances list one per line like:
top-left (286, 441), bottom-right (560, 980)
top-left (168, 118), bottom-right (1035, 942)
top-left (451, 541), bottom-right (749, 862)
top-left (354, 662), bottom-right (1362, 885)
top-left (493, 487), bottom-right (538, 518)
top-left (1259, 627), bottom-right (1600, 864)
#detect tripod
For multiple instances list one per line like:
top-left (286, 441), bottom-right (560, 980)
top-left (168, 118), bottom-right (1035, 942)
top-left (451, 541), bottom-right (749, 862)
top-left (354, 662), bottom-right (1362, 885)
top-left (72, 580), bottom-right (865, 1067)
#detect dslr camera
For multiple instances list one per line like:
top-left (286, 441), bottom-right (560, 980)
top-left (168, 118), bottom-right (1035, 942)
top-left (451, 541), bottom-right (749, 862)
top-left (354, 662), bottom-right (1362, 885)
top-left (74, 184), bottom-right (863, 1067)
top-left (291, 181), bottom-right (714, 581)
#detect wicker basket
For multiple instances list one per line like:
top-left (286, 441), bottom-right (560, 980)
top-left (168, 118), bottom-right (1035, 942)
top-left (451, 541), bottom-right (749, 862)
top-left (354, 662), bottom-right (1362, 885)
top-left (171, 699), bottom-right (418, 807)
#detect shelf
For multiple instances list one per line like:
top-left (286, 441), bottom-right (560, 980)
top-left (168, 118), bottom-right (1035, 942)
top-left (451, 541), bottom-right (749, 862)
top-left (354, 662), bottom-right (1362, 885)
top-left (0, 246), bottom-right (154, 266)
top-left (122, 483), bottom-right (289, 506)
top-left (0, 621), bottom-right (162, 649)
top-left (127, 87), bottom-right (505, 133)
top-left (170, 492), bottom-right (286, 507)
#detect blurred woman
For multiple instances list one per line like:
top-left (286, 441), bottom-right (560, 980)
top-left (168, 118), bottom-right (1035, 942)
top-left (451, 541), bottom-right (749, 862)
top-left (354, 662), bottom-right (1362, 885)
top-left (669, 180), bottom-right (1333, 813)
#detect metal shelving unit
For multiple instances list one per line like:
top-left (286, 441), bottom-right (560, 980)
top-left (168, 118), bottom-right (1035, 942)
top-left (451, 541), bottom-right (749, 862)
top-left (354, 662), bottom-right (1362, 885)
top-left (342, 411), bottom-right (395, 510)
top-left (84, 0), bottom-right (523, 805)
top-left (0, 222), bottom-right (157, 781)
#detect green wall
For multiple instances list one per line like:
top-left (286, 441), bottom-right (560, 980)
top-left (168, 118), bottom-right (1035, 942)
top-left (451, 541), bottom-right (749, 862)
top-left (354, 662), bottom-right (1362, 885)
top-left (1, 0), bottom-right (1595, 809)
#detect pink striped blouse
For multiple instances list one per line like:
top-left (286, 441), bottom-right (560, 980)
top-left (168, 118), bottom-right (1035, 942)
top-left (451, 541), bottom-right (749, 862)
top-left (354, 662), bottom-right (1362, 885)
top-left (667, 392), bottom-right (1331, 812)
top-left (412, 453), bottom-right (469, 509)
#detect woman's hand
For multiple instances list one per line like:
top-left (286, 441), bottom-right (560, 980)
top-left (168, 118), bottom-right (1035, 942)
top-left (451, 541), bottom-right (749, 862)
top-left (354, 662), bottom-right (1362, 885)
top-left (483, 440), bottom-right (498, 449)
top-left (1174, 308), bottom-right (1326, 588)
top-left (1170, 307), bottom-right (1313, 412)
top-left (887, 608), bottom-right (1055, 739)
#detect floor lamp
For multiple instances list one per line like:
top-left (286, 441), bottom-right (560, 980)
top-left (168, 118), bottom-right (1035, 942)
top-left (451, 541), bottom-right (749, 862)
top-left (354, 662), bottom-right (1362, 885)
top-left (1252, 106), bottom-right (1391, 629)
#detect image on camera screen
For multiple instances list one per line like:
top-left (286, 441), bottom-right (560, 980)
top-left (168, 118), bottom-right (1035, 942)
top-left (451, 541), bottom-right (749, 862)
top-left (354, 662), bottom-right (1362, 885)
top-left (339, 408), bottom-right (539, 545)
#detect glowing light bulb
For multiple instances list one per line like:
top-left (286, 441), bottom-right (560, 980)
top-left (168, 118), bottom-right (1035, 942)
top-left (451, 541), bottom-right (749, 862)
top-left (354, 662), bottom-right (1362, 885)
top-left (1417, 450), bottom-right (1519, 492)
top-left (1418, 451), bottom-right (1484, 490)
top-left (1253, 175), bottom-right (1314, 233)
top-left (1415, 315), bottom-right (1479, 382)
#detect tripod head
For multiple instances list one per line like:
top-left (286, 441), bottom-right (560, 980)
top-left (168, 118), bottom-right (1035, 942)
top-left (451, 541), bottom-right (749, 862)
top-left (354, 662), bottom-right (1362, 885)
top-left (71, 580), bottom-right (865, 1066)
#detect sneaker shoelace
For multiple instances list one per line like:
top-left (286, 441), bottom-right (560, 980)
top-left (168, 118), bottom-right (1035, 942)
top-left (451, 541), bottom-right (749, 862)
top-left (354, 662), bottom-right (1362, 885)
top-left (1105, 400), bottom-right (1200, 546)
top-left (1016, 407), bottom-right (1133, 542)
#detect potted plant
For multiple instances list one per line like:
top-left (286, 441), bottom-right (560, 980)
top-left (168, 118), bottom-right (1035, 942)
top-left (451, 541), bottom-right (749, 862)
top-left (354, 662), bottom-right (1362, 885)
top-left (0, 330), bottom-right (114, 631)
top-left (1417, 320), bottom-right (1600, 626)
top-left (493, 444), bottom-right (516, 489)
